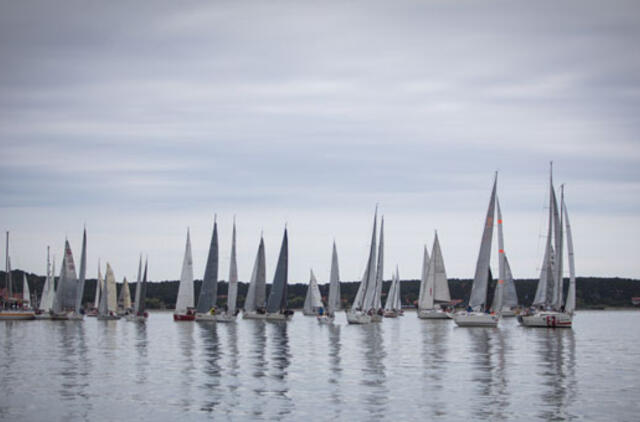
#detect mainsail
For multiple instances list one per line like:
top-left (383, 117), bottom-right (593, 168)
top-left (371, 216), bottom-right (385, 310)
top-left (98, 264), bottom-right (110, 316)
top-left (22, 274), bottom-right (30, 306)
top-left (266, 228), bottom-right (288, 314)
top-left (493, 197), bottom-right (506, 314)
top-left (383, 267), bottom-right (398, 311)
top-left (106, 263), bottom-right (117, 313)
top-left (417, 245), bottom-right (430, 309)
top-left (196, 217), bottom-right (219, 313)
top-left (133, 255), bottom-right (142, 314)
top-left (137, 259), bottom-right (148, 315)
top-left (52, 240), bottom-right (79, 313)
top-left (352, 209), bottom-right (377, 311)
top-left (175, 229), bottom-right (194, 315)
top-left (468, 176), bottom-right (497, 311)
top-left (39, 247), bottom-right (55, 312)
top-left (563, 192), bottom-right (576, 315)
top-left (75, 228), bottom-right (87, 314)
top-left (327, 242), bottom-right (341, 315)
top-left (118, 277), bottom-right (131, 310)
top-left (303, 269), bottom-right (323, 314)
top-left (244, 236), bottom-right (265, 312)
top-left (226, 220), bottom-right (239, 315)
top-left (420, 232), bottom-right (450, 310)
top-left (93, 260), bottom-right (103, 310)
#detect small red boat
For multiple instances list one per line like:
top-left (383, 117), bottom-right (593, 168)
top-left (173, 313), bottom-right (195, 321)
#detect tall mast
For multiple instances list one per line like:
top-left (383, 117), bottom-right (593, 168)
top-left (5, 231), bottom-right (11, 298)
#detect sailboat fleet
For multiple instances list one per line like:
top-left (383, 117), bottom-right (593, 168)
top-left (1, 165), bottom-right (578, 329)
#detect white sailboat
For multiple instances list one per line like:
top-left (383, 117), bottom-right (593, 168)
top-left (317, 241), bottom-right (341, 324)
top-left (118, 277), bottom-right (132, 315)
top-left (346, 209), bottom-right (378, 325)
top-left (217, 220), bottom-right (239, 322)
top-left (383, 266), bottom-right (402, 318)
top-left (519, 165), bottom-right (575, 328)
top-left (22, 274), bottom-right (31, 309)
top-left (174, 229), bottom-right (195, 321)
top-left (265, 228), bottom-right (293, 321)
top-left (87, 260), bottom-right (102, 317)
top-left (51, 238), bottom-right (84, 320)
top-left (243, 234), bottom-right (267, 319)
top-left (453, 175), bottom-right (504, 327)
top-left (418, 233), bottom-right (452, 319)
top-left (302, 269), bottom-right (323, 316)
top-left (370, 216), bottom-right (385, 322)
top-left (126, 258), bottom-right (148, 322)
top-left (196, 217), bottom-right (219, 321)
top-left (97, 263), bottom-right (120, 320)
top-left (35, 247), bottom-right (55, 319)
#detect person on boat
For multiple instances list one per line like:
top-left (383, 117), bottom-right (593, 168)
top-left (257, 307), bottom-right (265, 314)
top-left (467, 305), bottom-right (472, 312)
top-left (209, 308), bottom-right (216, 315)
top-left (318, 307), bottom-right (324, 316)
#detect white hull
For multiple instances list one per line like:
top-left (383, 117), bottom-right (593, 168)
top-left (370, 313), bottom-right (383, 323)
top-left (383, 310), bottom-right (398, 318)
top-left (316, 315), bottom-right (334, 324)
top-left (418, 309), bottom-right (450, 319)
top-left (242, 311), bottom-right (266, 320)
top-left (501, 309), bottom-right (517, 317)
top-left (453, 312), bottom-right (499, 327)
top-left (195, 312), bottom-right (217, 321)
top-left (34, 313), bottom-right (52, 320)
top-left (215, 313), bottom-right (236, 323)
top-left (346, 311), bottom-right (371, 325)
top-left (265, 312), bottom-right (293, 321)
top-left (518, 311), bottom-right (572, 328)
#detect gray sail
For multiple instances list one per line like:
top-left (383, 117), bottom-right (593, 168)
top-left (53, 240), bottom-right (79, 313)
top-left (138, 259), bottom-right (148, 315)
top-left (98, 263), bottom-right (109, 316)
top-left (551, 184), bottom-right (564, 310)
top-left (133, 254), bottom-right (142, 314)
top-left (417, 245), bottom-right (430, 309)
top-left (197, 217), bottom-right (219, 313)
top-left (494, 197), bottom-right (506, 314)
top-left (563, 194), bottom-right (576, 314)
top-left (533, 166), bottom-right (557, 308)
top-left (495, 255), bottom-right (518, 308)
top-left (351, 209), bottom-right (377, 311)
top-left (327, 241), bottom-right (341, 315)
top-left (75, 228), bottom-right (87, 314)
top-left (5, 232), bottom-right (12, 298)
top-left (266, 228), bottom-right (288, 314)
top-left (244, 236), bottom-right (265, 312)
top-left (227, 220), bottom-right (238, 315)
top-left (371, 216), bottom-right (385, 310)
top-left (468, 176), bottom-right (497, 311)
top-left (383, 266), bottom-right (397, 311)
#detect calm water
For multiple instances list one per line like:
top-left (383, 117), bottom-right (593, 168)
top-left (1, 310), bottom-right (639, 421)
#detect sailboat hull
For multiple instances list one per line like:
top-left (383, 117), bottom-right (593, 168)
top-left (265, 312), bottom-right (293, 321)
top-left (518, 311), bottom-right (572, 328)
top-left (51, 311), bottom-right (84, 321)
top-left (452, 312), bottom-right (499, 327)
top-left (0, 310), bottom-right (35, 320)
top-left (124, 314), bottom-right (147, 322)
top-left (195, 312), bottom-right (217, 321)
top-left (242, 311), bottom-right (266, 320)
top-left (418, 309), bottom-right (450, 319)
top-left (215, 313), bottom-right (236, 323)
top-left (34, 312), bottom-right (52, 320)
top-left (383, 310), bottom-right (398, 318)
top-left (173, 313), bottom-right (195, 321)
top-left (346, 311), bottom-right (371, 324)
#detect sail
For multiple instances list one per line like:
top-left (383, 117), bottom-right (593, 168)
top-left (106, 264), bottom-right (117, 313)
top-left (266, 228), bottom-right (288, 314)
top-left (494, 255), bottom-right (518, 308)
top-left (43, 256), bottom-right (57, 311)
top-left (139, 260), bottom-right (148, 315)
top-left (383, 269), bottom-right (397, 311)
top-left (303, 269), bottom-right (323, 314)
top-left (417, 245), bottom-right (430, 309)
top-left (563, 195), bottom-right (576, 314)
top-left (327, 242), bottom-right (341, 315)
top-left (40, 248), bottom-right (53, 311)
top-left (244, 236), bottom-right (265, 312)
top-left (494, 197), bottom-right (506, 314)
top-left (175, 229), bottom-right (194, 314)
top-left (75, 228), bottom-right (87, 314)
top-left (120, 277), bottom-right (132, 310)
top-left (353, 209), bottom-right (377, 311)
top-left (5, 232), bottom-right (12, 298)
top-left (551, 185), bottom-right (564, 310)
top-left (468, 176), bottom-right (497, 311)
top-left (371, 216), bottom-right (385, 310)
top-left (533, 169), bottom-right (557, 308)
top-left (22, 274), bottom-right (30, 306)
top-left (53, 240), bottom-right (79, 313)
top-left (133, 255), bottom-right (142, 313)
top-left (394, 268), bottom-right (402, 310)
top-left (227, 221), bottom-right (238, 315)
top-left (98, 263), bottom-right (110, 316)
top-left (197, 217), bottom-right (219, 313)
top-left (94, 260), bottom-right (103, 309)
top-left (431, 233), bottom-right (450, 303)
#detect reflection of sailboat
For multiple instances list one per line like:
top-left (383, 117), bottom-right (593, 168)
top-left (519, 164), bottom-right (576, 328)
top-left (302, 269), bottom-right (323, 316)
top-left (196, 217), bottom-right (219, 321)
top-left (360, 324), bottom-right (388, 418)
top-left (243, 235), bottom-right (267, 320)
top-left (198, 322), bottom-right (222, 412)
top-left (318, 241), bottom-right (341, 324)
top-left (453, 175), bottom-right (504, 327)
top-left (418, 233), bottom-right (452, 319)
top-left (217, 220), bottom-right (239, 322)
top-left (265, 228), bottom-right (293, 321)
top-left (174, 229), bottom-right (195, 321)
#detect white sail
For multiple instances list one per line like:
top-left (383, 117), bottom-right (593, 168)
top-left (39, 247), bottom-right (54, 312)
top-left (494, 197), bottom-right (506, 314)
top-left (52, 240), bottom-right (79, 314)
top-left (106, 263), bottom-right (118, 313)
top-left (175, 229), bottom-right (194, 315)
top-left (394, 268), bottom-right (402, 310)
top-left (44, 256), bottom-right (57, 311)
top-left (351, 209), bottom-right (377, 311)
top-left (303, 269), bottom-right (323, 314)
top-left (244, 236), bottom-right (265, 312)
top-left (98, 263), bottom-right (111, 317)
top-left (327, 242), bottom-right (341, 315)
top-left (417, 245), bottom-right (430, 309)
top-left (22, 274), bottom-right (31, 306)
top-left (563, 191), bottom-right (576, 315)
top-left (227, 221), bottom-right (239, 315)
top-left (419, 233), bottom-right (450, 310)
top-left (533, 164), bottom-right (559, 309)
top-left (133, 255), bottom-right (142, 313)
top-left (119, 277), bottom-right (132, 310)
top-left (371, 216), bottom-right (385, 310)
top-left (75, 227), bottom-right (87, 314)
top-left (383, 267), bottom-right (397, 311)
top-left (94, 260), bottom-right (103, 309)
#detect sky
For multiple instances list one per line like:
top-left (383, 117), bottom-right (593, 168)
top-left (1, 0), bottom-right (639, 284)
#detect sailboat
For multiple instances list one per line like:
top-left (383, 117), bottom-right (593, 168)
top-left (453, 174), bottom-right (505, 327)
top-left (51, 237), bottom-right (84, 320)
top-left (317, 241), bottom-right (341, 324)
top-left (35, 247), bottom-right (55, 319)
top-left (196, 217), bottom-right (219, 321)
top-left (418, 233), bottom-right (452, 319)
top-left (383, 266), bottom-right (402, 318)
top-left (302, 269), bottom-right (324, 316)
top-left (125, 256), bottom-right (143, 320)
top-left (346, 209), bottom-right (378, 325)
top-left (369, 216), bottom-right (385, 322)
top-left (87, 260), bottom-right (102, 317)
top-left (243, 234), bottom-right (267, 319)
top-left (174, 229), bottom-right (195, 321)
top-left (117, 277), bottom-right (132, 315)
top-left (0, 232), bottom-right (34, 320)
top-left (22, 274), bottom-right (31, 309)
top-left (97, 262), bottom-right (120, 320)
top-left (126, 258), bottom-right (148, 321)
top-left (519, 165), bottom-right (575, 328)
top-left (217, 220), bottom-right (239, 322)
top-left (265, 227), bottom-right (293, 321)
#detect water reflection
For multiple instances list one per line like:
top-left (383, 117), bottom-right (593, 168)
top-left (536, 329), bottom-right (577, 421)
top-left (198, 323), bottom-right (221, 412)
top-left (328, 324), bottom-right (343, 418)
top-left (248, 321), bottom-right (267, 418)
top-left (56, 322), bottom-right (90, 420)
top-left (420, 321), bottom-right (449, 418)
top-left (268, 322), bottom-right (292, 418)
top-left (467, 328), bottom-right (503, 420)
top-left (359, 323), bottom-right (388, 418)
top-left (176, 322), bottom-right (194, 411)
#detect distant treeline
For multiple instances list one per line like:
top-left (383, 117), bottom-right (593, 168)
top-left (3, 270), bottom-right (640, 310)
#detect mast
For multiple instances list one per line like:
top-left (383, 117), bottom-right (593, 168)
top-left (468, 174), bottom-right (497, 311)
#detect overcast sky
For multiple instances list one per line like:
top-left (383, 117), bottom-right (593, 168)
top-left (1, 0), bottom-right (639, 285)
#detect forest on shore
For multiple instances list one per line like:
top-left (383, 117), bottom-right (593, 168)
top-left (3, 270), bottom-right (640, 310)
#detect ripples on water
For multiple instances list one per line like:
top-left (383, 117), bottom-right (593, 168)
top-left (1, 311), bottom-right (639, 421)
